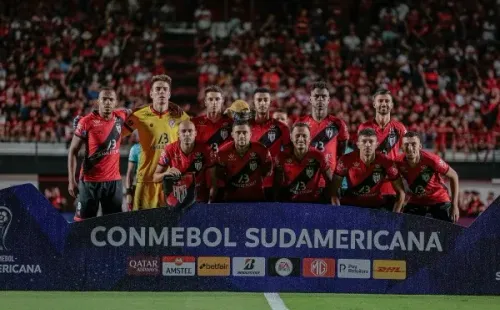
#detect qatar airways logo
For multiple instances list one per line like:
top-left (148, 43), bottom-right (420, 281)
top-left (90, 226), bottom-right (443, 252)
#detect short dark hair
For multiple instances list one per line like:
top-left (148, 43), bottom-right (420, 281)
top-left (291, 122), bottom-right (310, 132)
top-left (311, 80), bottom-right (328, 92)
top-left (404, 131), bottom-right (421, 141)
top-left (272, 108), bottom-right (287, 114)
top-left (204, 85), bottom-right (223, 96)
top-left (151, 74), bottom-right (172, 87)
top-left (254, 87), bottom-right (270, 95)
top-left (358, 128), bottom-right (377, 138)
top-left (99, 86), bottom-right (115, 93)
top-left (232, 121), bottom-right (251, 129)
top-left (372, 88), bottom-right (392, 100)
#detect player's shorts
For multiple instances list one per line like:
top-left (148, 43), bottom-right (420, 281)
top-left (404, 201), bottom-right (452, 222)
top-left (77, 180), bottom-right (123, 219)
top-left (133, 182), bottom-right (166, 210)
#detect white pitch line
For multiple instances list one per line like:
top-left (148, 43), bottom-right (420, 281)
top-left (264, 293), bottom-right (289, 310)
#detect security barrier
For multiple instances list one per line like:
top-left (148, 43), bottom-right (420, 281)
top-left (0, 184), bottom-right (499, 294)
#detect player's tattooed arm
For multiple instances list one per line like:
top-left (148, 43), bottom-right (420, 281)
top-left (67, 135), bottom-right (85, 198)
top-left (331, 175), bottom-right (343, 206)
top-left (444, 167), bottom-right (460, 223)
top-left (153, 165), bottom-right (181, 183)
top-left (391, 178), bottom-right (406, 213)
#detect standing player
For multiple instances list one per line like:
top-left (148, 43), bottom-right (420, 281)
top-left (272, 109), bottom-right (289, 126)
top-left (125, 133), bottom-right (141, 211)
top-left (358, 89), bottom-right (407, 205)
top-left (68, 88), bottom-right (129, 219)
top-left (274, 122), bottom-right (333, 203)
top-left (298, 81), bottom-right (349, 200)
top-left (396, 131), bottom-right (460, 222)
top-left (250, 87), bottom-right (290, 199)
top-left (192, 85), bottom-right (233, 154)
top-left (332, 128), bottom-right (406, 212)
top-left (123, 75), bottom-right (190, 210)
top-left (209, 122), bottom-right (273, 202)
top-left (153, 120), bottom-right (213, 203)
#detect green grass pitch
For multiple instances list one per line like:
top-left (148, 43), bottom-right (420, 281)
top-left (2, 292), bottom-right (500, 310)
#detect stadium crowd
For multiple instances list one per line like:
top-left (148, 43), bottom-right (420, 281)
top-left (0, 0), bottom-right (499, 160)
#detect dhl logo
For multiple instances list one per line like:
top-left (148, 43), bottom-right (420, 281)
top-left (373, 260), bottom-right (406, 280)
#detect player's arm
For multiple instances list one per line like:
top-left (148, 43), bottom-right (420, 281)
top-left (337, 119), bottom-right (350, 158)
top-left (331, 157), bottom-right (347, 205)
top-left (122, 114), bottom-right (137, 137)
top-left (262, 149), bottom-right (273, 177)
top-left (391, 178), bottom-right (406, 213)
top-left (444, 167), bottom-right (460, 223)
top-left (67, 135), bottom-right (85, 198)
top-left (152, 149), bottom-right (181, 183)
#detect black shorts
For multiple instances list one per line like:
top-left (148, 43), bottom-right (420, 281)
top-left (77, 180), bottom-right (123, 219)
top-left (404, 201), bottom-right (452, 222)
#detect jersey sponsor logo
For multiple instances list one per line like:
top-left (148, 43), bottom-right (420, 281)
top-left (197, 257), bottom-right (230, 276)
top-left (162, 256), bottom-right (195, 276)
top-left (303, 258), bottom-right (335, 278)
top-left (232, 257), bottom-right (265, 277)
top-left (268, 257), bottom-right (300, 277)
top-left (337, 259), bottom-right (371, 279)
top-left (127, 256), bottom-right (161, 276)
top-left (373, 260), bottom-right (406, 280)
top-left (249, 160), bottom-right (258, 171)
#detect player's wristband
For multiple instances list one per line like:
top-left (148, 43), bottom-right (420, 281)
top-left (126, 188), bottom-right (133, 195)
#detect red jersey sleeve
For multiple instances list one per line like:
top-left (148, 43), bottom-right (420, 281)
top-left (336, 118), bottom-right (350, 142)
top-left (115, 109), bottom-right (128, 120)
top-left (429, 153), bottom-right (450, 175)
top-left (334, 156), bottom-right (348, 177)
top-left (74, 117), bottom-right (89, 139)
top-left (158, 146), bottom-right (171, 167)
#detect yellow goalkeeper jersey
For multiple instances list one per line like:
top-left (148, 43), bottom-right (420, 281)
top-left (124, 105), bottom-right (190, 183)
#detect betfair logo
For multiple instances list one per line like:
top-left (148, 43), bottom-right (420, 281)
top-left (197, 257), bottom-right (230, 276)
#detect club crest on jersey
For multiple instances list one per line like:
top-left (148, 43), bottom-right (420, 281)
top-left (422, 173), bottom-right (431, 182)
top-left (250, 152), bottom-right (257, 158)
top-left (194, 160), bottom-right (203, 171)
top-left (220, 129), bottom-right (228, 140)
top-left (388, 128), bottom-right (397, 147)
top-left (268, 131), bottom-right (276, 143)
top-left (372, 172), bottom-right (381, 183)
top-left (115, 123), bottom-right (121, 134)
top-left (286, 158), bottom-right (292, 164)
top-left (325, 124), bottom-right (338, 139)
top-left (173, 184), bottom-right (187, 203)
top-left (249, 160), bottom-right (258, 171)
top-left (306, 166), bottom-right (315, 178)
top-left (169, 119), bottom-right (176, 128)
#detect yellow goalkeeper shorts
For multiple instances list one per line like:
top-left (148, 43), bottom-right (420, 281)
top-left (133, 182), bottom-right (165, 210)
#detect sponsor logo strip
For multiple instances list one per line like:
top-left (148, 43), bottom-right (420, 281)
top-left (373, 260), bottom-right (407, 280)
top-left (232, 257), bottom-right (266, 277)
top-left (197, 257), bottom-right (230, 276)
top-left (337, 259), bottom-right (371, 279)
top-left (162, 256), bottom-right (196, 276)
top-left (127, 256), bottom-right (160, 276)
top-left (302, 258), bottom-right (335, 278)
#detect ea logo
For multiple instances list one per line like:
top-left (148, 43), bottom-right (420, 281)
top-left (275, 258), bottom-right (293, 277)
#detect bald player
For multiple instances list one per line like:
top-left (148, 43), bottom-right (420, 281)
top-left (153, 120), bottom-right (213, 203)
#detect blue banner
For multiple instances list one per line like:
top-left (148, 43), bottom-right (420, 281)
top-left (0, 184), bottom-right (499, 294)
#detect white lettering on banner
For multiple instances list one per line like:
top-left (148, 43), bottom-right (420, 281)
top-left (496, 272), bottom-right (500, 281)
top-left (0, 264), bottom-right (42, 274)
top-left (89, 227), bottom-right (443, 252)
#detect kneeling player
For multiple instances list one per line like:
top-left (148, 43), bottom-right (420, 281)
top-left (210, 122), bottom-right (272, 202)
top-left (396, 131), bottom-right (460, 222)
top-left (332, 128), bottom-right (405, 212)
top-left (153, 120), bottom-right (213, 203)
top-left (274, 122), bottom-right (333, 203)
